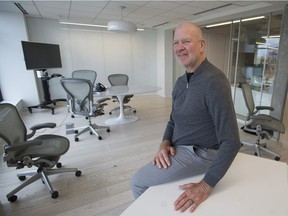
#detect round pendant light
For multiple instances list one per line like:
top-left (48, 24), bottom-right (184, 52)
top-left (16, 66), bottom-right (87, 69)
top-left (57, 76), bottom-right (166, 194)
top-left (107, 20), bottom-right (137, 32)
top-left (107, 6), bottom-right (137, 33)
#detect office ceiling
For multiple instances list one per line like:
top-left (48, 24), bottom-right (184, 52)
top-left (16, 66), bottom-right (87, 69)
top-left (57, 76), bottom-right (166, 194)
top-left (0, 1), bottom-right (286, 29)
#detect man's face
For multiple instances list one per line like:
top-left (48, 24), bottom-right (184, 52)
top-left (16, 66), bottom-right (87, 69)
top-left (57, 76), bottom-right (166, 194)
top-left (173, 25), bottom-right (204, 71)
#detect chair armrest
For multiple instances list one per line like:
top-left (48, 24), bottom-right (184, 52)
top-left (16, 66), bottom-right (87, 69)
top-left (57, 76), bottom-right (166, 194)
top-left (27, 123), bottom-right (56, 139)
top-left (255, 106), bottom-right (274, 111)
top-left (4, 140), bottom-right (42, 153)
top-left (30, 123), bottom-right (56, 131)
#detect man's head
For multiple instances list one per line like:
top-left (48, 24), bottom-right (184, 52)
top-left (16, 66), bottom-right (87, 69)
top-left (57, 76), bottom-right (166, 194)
top-left (173, 22), bottom-right (206, 72)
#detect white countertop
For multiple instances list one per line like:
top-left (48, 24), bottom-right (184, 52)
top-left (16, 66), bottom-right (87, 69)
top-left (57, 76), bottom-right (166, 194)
top-left (121, 153), bottom-right (288, 216)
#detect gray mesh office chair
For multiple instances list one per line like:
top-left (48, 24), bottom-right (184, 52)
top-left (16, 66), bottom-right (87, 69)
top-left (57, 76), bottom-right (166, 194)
top-left (240, 82), bottom-right (285, 160)
top-left (69, 70), bottom-right (97, 118)
top-left (108, 74), bottom-right (136, 115)
top-left (0, 103), bottom-right (81, 202)
top-left (72, 69), bottom-right (97, 87)
top-left (60, 78), bottom-right (110, 141)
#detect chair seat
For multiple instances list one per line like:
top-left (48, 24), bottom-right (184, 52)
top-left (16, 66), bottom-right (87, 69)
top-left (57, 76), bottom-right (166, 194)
top-left (250, 115), bottom-right (285, 133)
top-left (15, 135), bottom-right (70, 158)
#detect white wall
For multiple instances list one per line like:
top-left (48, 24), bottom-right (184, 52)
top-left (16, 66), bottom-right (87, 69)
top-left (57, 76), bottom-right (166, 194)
top-left (204, 32), bottom-right (230, 76)
top-left (26, 18), bottom-right (158, 101)
top-left (0, 12), bottom-right (39, 108)
top-left (156, 28), bottom-right (174, 97)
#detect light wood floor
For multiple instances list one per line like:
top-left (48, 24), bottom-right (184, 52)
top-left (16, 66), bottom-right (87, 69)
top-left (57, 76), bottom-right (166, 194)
top-left (1, 94), bottom-right (287, 216)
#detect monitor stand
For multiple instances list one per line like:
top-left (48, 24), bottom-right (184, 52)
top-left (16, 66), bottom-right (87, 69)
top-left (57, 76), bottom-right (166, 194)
top-left (28, 70), bottom-right (66, 115)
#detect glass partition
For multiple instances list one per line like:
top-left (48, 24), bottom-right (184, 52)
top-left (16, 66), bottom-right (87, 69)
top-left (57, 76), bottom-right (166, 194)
top-left (228, 13), bottom-right (282, 118)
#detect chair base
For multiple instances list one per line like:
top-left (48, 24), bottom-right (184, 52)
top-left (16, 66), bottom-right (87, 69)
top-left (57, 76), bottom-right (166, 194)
top-left (28, 98), bottom-right (67, 115)
top-left (7, 167), bottom-right (81, 202)
top-left (74, 123), bottom-right (110, 141)
top-left (241, 124), bottom-right (280, 161)
top-left (241, 141), bottom-right (280, 161)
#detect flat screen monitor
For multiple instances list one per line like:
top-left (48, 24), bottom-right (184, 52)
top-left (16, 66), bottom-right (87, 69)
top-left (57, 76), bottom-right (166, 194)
top-left (21, 41), bottom-right (62, 70)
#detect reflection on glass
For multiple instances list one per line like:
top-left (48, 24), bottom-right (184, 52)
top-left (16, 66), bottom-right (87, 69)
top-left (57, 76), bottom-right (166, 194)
top-left (228, 13), bottom-right (282, 117)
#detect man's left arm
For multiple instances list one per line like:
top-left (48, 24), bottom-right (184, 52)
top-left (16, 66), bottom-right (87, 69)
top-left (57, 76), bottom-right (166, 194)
top-left (174, 77), bottom-right (241, 213)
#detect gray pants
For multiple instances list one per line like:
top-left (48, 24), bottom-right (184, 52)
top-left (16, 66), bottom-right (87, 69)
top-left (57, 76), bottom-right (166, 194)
top-left (130, 145), bottom-right (218, 199)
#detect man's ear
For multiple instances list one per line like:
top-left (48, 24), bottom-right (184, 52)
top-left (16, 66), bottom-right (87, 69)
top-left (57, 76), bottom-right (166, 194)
top-left (200, 39), bottom-right (206, 51)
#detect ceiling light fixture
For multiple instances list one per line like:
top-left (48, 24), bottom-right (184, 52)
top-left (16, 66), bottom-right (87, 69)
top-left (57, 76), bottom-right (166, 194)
top-left (59, 21), bottom-right (107, 28)
top-left (262, 35), bottom-right (280, 39)
top-left (59, 21), bottom-right (144, 31)
top-left (205, 16), bottom-right (265, 28)
top-left (107, 6), bottom-right (137, 33)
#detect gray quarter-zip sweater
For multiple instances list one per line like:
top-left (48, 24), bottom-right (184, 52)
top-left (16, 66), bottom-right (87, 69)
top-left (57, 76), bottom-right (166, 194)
top-left (163, 58), bottom-right (241, 187)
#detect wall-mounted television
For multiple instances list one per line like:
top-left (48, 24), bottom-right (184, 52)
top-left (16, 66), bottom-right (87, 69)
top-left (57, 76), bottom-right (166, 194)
top-left (21, 41), bottom-right (62, 70)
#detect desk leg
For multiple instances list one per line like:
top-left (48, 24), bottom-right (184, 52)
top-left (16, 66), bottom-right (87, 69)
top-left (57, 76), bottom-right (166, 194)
top-left (105, 95), bottom-right (139, 125)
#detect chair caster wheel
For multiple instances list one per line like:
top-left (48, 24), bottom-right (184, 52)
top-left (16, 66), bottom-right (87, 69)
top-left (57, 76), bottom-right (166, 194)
top-left (74, 130), bottom-right (78, 134)
top-left (75, 137), bottom-right (79, 142)
top-left (18, 176), bottom-right (26, 181)
top-left (51, 191), bottom-right (59, 199)
top-left (56, 162), bottom-right (62, 168)
top-left (109, 112), bottom-right (112, 115)
top-left (106, 129), bottom-right (110, 132)
top-left (75, 170), bottom-right (82, 177)
top-left (98, 136), bottom-right (102, 140)
top-left (275, 156), bottom-right (280, 161)
top-left (8, 195), bottom-right (17, 202)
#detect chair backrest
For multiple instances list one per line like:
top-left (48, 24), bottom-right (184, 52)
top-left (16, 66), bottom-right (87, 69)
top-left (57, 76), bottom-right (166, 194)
top-left (60, 78), bottom-right (94, 116)
top-left (72, 70), bottom-right (97, 86)
top-left (108, 74), bottom-right (129, 86)
top-left (0, 103), bottom-right (27, 146)
top-left (240, 82), bottom-right (255, 116)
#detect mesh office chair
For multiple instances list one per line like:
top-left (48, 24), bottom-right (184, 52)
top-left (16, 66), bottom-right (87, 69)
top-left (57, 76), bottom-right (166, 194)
top-left (60, 78), bottom-right (110, 141)
top-left (72, 70), bottom-right (97, 87)
top-left (69, 70), bottom-right (97, 118)
top-left (0, 103), bottom-right (81, 202)
top-left (108, 74), bottom-right (136, 115)
top-left (240, 82), bottom-right (285, 160)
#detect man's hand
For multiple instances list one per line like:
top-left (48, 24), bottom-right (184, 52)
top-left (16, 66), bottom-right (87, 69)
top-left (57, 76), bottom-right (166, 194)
top-left (152, 140), bottom-right (175, 169)
top-left (174, 180), bottom-right (212, 213)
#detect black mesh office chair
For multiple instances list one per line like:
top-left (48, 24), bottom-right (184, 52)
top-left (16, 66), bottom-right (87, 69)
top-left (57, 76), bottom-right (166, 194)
top-left (60, 78), bottom-right (110, 141)
top-left (108, 74), bottom-right (136, 115)
top-left (0, 103), bottom-right (81, 202)
top-left (240, 82), bottom-right (285, 160)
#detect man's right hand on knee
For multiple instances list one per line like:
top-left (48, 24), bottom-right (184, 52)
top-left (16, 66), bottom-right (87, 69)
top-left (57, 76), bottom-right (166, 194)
top-left (152, 140), bottom-right (176, 169)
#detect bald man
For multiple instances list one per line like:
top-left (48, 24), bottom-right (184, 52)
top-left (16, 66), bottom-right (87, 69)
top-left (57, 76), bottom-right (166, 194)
top-left (131, 22), bottom-right (241, 213)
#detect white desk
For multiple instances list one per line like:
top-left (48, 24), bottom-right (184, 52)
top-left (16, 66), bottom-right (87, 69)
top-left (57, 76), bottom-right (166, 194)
top-left (121, 153), bottom-right (288, 216)
top-left (95, 85), bottom-right (160, 125)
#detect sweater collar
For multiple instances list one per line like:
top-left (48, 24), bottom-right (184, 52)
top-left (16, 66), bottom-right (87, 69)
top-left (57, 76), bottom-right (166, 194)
top-left (185, 58), bottom-right (208, 78)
